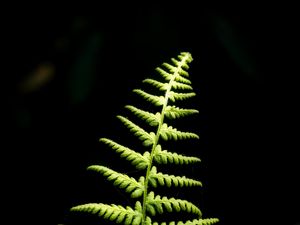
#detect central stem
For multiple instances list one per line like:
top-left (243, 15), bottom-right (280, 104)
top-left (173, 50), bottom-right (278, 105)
top-left (141, 60), bottom-right (185, 224)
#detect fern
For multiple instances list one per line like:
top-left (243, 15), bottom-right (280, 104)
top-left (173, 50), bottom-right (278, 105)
top-left (70, 52), bottom-right (219, 225)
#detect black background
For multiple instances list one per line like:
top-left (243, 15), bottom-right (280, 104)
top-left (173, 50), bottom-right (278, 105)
top-left (3, 5), bottom-right (299, 225)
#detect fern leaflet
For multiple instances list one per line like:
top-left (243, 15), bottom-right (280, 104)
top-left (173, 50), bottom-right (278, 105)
top-left (100, 138), bottom-right (150, 170)
top-left (125, 105), bottom-right (160, 127)
top-left (88, 165), bottom-right (145, 198)
top-left (153, 145), bottom-right (201, 165)
top-left (148, 166), bottom-right (202, 188)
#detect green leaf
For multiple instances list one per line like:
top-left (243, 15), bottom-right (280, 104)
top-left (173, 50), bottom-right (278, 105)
top-left (165, 106), bottom-right (199, 120)
top-left (117, 115), bottom-right (155, 146)
top-left (87, 165), bottom-right (144, 198)
top-left (154, 145), bottom-right (201, 165)
top-left (163, 62), bottom-right (189, 78)
top-left (174, 74), bottom-right (192, 84)
top-left (71, 203), bottom-right (142, 225)
top-left (131, 188), bottom-right (144, 198)
top-left (155, 67), bottom-right (173, 81)
top-left (152, 218), bottom-right (219, 225)
top-left (69, 51), bottom-right (219, 225)
top-left (146, 191), bottom-right (202, 216)
top-left (168, 91), bottom-right (196, 102)
top-left (149, 166), bottom-right (202, 188)
top-left (159, 123), bottom-right (199, 141)
top-left (171, 81), bottom-right (193, 90)
top-left (178, 52), bottom-right (193, 64)
top-left (125, 105), bottom-right (160, 126)
top-left (133, 89), bottom-right (165, 106)
top-left (143, 79), bottom-right (169, 91)
top-left (100, 138), bottom-right (149, 170)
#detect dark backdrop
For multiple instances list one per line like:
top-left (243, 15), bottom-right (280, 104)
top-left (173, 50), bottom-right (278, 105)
top-left (3, 5), bottom-right (299, 225)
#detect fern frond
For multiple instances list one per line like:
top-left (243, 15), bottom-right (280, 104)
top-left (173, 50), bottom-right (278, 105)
top-left (71, 202), bottom-right (143, 225)
top-left (171, 57), bottom-right (190, 70)
top-left (155, 67), bottom-right (173, 81)
top-left (162, 63), bottom-right (177, 74)
top-left (125, 105), bottom-right (160, 127)
top-left (160, 124), bottom-right (199, 141)
top-left (178, 52), bottom-right (193, 64)
top-left (149, 166), bottom-right (202, 188)
top-left (153, 145), bottom-right (201, 165)
top-left (152, 218), bottom-right (219, 225)
top-left (168, 91), bottom-right (196, 102)
top-left (162, 63), bottom-right (189, 77)
top-left (70, 52), bottom-right (219, 225)
top-left (133, 89), bottom-right (164, 106)
top-left (174, 75), bottom-right (192, 85)
top-left (189, 218), bottom-right (219, 225)
top-left (155, 67), bottom-right (192, 85)
top-left (165, 106), bottom-right (199, 120)
top-left (155, 52), bottom-right (193, 85)
top-left (100, 138), bottom-right (150, 170)
top-left (88, 165), bottom-right (144, 198)
top-left (170, 58), bottom-right (181, 67)
top-left (117, 115), bottom-right (155, 146)
top-left (146, 191), bottom-right (202, 216)
top-left (143, 79), bottom-right (168, 91)
top-left (171, 81), bottom-right (193, 90)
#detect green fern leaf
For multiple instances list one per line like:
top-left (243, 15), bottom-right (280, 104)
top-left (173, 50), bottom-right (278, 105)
top-left (162, 63), bottom-right (189, 77)
top-left (174, 74), bottom-right (192, 85)
top-left (170, 58), bottom-right (181, 67)
top-left (168, 91), bottom-right (196, 102)
top-left (143, 78), bottom-right (168, 91)
top-left (146, 191), bottom-right (202, 216)
top-left (155, 67), bottom-right (192, 85)
top-left (171, 81), bottom-right (193, 90)
top-left (133, 89), bottom-right (164, 106)
top-left (160, 123), bottom-right (199, 141)
top-left (155, 67), bottom-right (173, 82)
top-left (171, 57), bottom-right (190, 70)
top-left (165, 106), bottom-right (199, 120)
top-left (125, 105), bottom-right (160, 127)
top-left (70, 52), bottom-right (218, 225)
top-left (100, 138), bottom-right (150, 170)
top-left (152, 218), bottom-right (219, 225)
top-left (117, 115), bottom-right (155, 146)
top-left (71, 203), bottom-right (142, 225)
top-left (153, 145), bottom-right (201, 165)
top-left (190, 218), bottom-right (220, 225)
top-left (178, 52), bottom-right (193, 65)
top-left (87, 165), bottom-right (144, 198)
top-left (145, 216), bottom-right (152, 225)
top-left (149, 166), bottom-right (202, 188)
